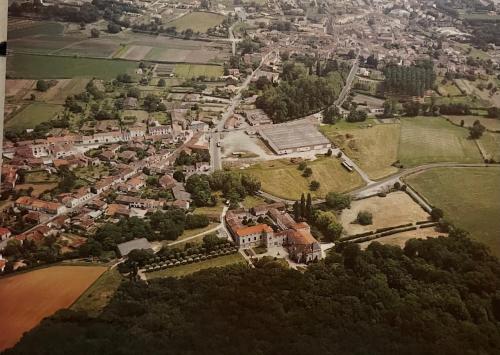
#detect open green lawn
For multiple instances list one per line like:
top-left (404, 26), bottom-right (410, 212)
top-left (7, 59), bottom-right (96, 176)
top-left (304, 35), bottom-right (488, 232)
top-left (5, 102), bottom-right (63, 132)
top-left (146, 253), bottom-right (247, 279)
top-left (321, 123), bottom-right (401, 179)
top-left (7, 54), bottom-right (138, 79)
top-left (174, 64), bottom-right (223, 79)
top-left (242, 157), bottom-right (364, 200)
top-left (167, 11), bottom-right (225, 33)
top-left (479, 132), bottom-right (500, 161)
top-left (398, 117), bottom-right (482, 167)
top-left (242, 195), bottom-right (267, 209)
top-left (406, 167), bottom-right (500, 257)
top-left (71, 268), bottom-right (123, 317)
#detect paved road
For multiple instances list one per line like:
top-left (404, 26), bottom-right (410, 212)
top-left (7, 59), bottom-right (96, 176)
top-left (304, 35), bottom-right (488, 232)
top-left (258, 162), bottom-right (499, 204)
top-left (334, 53), bottom-right (359, 107)
top-left (210, 50), bottom-right (276, 172)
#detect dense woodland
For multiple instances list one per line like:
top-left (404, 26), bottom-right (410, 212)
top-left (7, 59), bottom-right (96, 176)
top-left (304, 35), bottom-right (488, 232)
top-left (6, 230), bottom-right (500, 355)
top-left (383, 62), bottom-right (436, 97)
top-left (256, 62), bottom-right (343, 122)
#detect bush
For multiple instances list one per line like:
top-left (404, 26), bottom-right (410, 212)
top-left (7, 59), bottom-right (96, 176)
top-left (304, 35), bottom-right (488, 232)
top-left (357, 211), bottom-right (373, 226)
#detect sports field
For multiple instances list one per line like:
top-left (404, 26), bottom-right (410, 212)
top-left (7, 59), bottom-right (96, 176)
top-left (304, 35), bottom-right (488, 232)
top-left (321, 123), bottom-right (400, 179)
top-left (167, 11), bottom-right (225, 33)
top-left (7, 54), bottom-right (137, 79)
top-left (406, 167), bottom-right (500, 256)
top-left (0, 266), bottom-right (106, 351)
top-left (5, 102), bottom-right (63, 132)
top-left (243, 157), bottom-right (365, 200)
top-left (398, 117), bottom-right (482, 167)
top-left (174, 64), bottom-right (223, 79)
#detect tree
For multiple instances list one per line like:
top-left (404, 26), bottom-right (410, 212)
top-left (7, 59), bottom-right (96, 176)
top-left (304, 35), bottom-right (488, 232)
top-left (356, 211), bottom-right (373, 225)
top-left (430, 208), bottom-right (444, 221)
top-left (309, 180), bottom-right (320, 191)
top-left (127, 249), bottom-right (154, 266)
top-left (323, 106), bottom-right (340, 124)
top-left (158, 78), bottom-right (166, 87)
top-left (487, 107), bottom-right (500, 118)
top-left (325, 192), bottom-right (351, 210)
top-left (469, 120), bottom-right (486, 139)
top-left (91, 28), bottom-right (100, 38)
top-left (302, 167), bottom-right (312, 177)
top-left (36, 80), bottom-right (49, 92)
top-left (108, 22), bottom-right (121, 34)
top-left (300, 193), bottom-right (306, 218)
top-left (127, 87), bottom-right (141, 98)
top-left (173, 171), bottom-right (185, 182)
top-left (298, 162), bottom-right (307, 171)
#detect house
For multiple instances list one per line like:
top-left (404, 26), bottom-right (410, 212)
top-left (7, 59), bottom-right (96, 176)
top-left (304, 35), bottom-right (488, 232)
top-left (159, 174), bottom-right (176, 189)
top-left (15, 196), bottom-right (67, 215)
top-left (235, 224), bottom-right (274, 249)
top-left (106, 203), bottom-right (130, 218)
top-left (149, 125), bottom-right (171, 136)
top-left (0, 227), bottom-right (12, 241)
top-left (117, 238), bottom-right (153, 257)
top-left (172, 183), bottom-right (191, 201)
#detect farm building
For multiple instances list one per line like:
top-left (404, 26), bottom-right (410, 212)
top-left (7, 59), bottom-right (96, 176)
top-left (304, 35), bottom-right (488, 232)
top-left (259, 121), bottom-right (331, 155)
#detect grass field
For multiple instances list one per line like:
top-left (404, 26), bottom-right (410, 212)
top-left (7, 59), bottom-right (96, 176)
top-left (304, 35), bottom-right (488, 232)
top-left (437, 82), bottom-right (462, 96)
top-left (174, 64), bottom-right (223, 79)
top-left (5, 102), bottom-right (63, 132)
top-left (8, 21), bottom-right (64, 39)
top-left (479, 132), bottom-right (500, 161)
top-left (146, 253), bottom-right (247, 279)
top-left (445, 115), bottom-right (500, 131)
top-left (321, 123), bottom-right (400, 179)
top-left (7, 54), bottom-right (137, 79)
top-left (242, 157), bottom-right (364, 200)
top-left (406, 167), bottom-right (500, 256)
top-left (71, 268), bottom-right (123, 317)
top-left (0, 266), bottom-right (106, 351)
top-left (242, 195), bottom-right (267, 209)
top-left (167, 12), bottom-right (225, 33)
top-left (398, 117), bottom-right (482, 167)
top-left (339, 191), bottom-right (430, 236)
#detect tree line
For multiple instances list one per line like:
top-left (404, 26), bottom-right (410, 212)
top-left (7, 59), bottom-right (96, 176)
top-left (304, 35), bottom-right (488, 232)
top-left (6, 229), bottom-right (500, 355)
top-left (383, 62), bottom-right (436, 97)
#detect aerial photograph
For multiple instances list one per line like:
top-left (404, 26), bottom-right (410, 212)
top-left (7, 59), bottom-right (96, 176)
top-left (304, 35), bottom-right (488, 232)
top-left (0, 0), bottom-right (499, 354)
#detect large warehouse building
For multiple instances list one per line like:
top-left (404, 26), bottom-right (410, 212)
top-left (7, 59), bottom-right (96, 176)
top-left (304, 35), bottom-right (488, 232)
top-left (258, 120), bottom-right (332, 155)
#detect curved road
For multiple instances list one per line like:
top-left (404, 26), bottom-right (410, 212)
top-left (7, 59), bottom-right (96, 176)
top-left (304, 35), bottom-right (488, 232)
top-left (258, 162), bottom-right (500, 205)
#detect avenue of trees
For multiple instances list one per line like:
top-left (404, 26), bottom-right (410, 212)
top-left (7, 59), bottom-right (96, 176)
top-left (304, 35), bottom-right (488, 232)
top-left (383, 61), bottom-right (436, 97)
top-left (7, 230), bottom-right (500, 355)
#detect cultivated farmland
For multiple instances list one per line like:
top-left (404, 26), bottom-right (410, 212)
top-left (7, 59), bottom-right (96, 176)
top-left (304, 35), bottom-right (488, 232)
top-left (406, 167), bottom-right (500, 256)
top-left (7, 54), bottom-right (138, 79)
top-left (166, 11), bottom-right (225, 33)
top-left (0, 266), bottom-right (106, 351)
top-left (398, 117), bottom-right (482, 167)
top-left (24, 78), bottom-right (90, 104)
top-left (174, 64), bottom-right (223, 79)
top-left (243, 157), bottom-right (364, 200)
top-left (5, 102), bottom-right (63, 132)
top-left (321, 123), bottom-right (400, 179)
